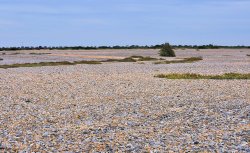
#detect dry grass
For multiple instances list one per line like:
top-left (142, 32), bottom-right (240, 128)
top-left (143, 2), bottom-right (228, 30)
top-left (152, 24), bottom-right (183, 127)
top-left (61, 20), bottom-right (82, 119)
top-left (29, 53), bottom-right (51, 55)
top-left (104, 57), bottom-right (137, 62)
top-left (156, 73), bottom-right (250, 79)
top-left (103, 56), bottom-right (161, 62)
top-left (0, 56), bottom-right (202, 69)
top-left (0, 56), bottom-right (160, 69)
top-left (0, 60), bottom-right (102, 69)
top-left (154, 57), bottom-right (203, 64)
top-left (9, 53), bottom-right (21, 55)
top-left (130, 56), bottom-right (159, 61)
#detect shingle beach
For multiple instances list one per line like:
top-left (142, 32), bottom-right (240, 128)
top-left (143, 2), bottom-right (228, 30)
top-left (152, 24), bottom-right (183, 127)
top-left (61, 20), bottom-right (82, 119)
top-left (0, 49), bottom-right (249, 152)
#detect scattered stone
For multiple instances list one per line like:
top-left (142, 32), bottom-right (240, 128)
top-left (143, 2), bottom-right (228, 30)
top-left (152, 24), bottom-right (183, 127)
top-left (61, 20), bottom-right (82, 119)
top-left (0, 49), bottom-right (249, 152)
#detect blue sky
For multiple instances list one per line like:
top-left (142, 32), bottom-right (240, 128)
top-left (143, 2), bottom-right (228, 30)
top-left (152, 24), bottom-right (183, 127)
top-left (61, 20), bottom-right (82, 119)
top-left (0, 0), bottom-right (250, 47)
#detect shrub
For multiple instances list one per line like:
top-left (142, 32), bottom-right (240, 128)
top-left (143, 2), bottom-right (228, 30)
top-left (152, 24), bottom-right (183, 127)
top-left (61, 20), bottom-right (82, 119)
top-left (159, 43), bottom-right (176, 57)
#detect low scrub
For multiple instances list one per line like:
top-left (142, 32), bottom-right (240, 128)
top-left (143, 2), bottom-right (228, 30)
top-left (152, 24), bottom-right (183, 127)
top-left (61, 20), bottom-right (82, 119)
top-left (74, 61), bottom-right (102, 64)
top-left (104, 57), bottom-right (137, 62)
top-left (156, 73), bottom-right (250, 80)
top-left (0, 56), bottom-right (160, 69)
top-left (29, 53), bottom-right (51, 55)
top-left (9, 52), bottom-right (21, 55)
top-left (0, 60), bottom-right (102, 69)
top-left (154, 57), bottom-right (203, 64)
top-left (103, 56), bottom-right (160, 62)
top-left (0, 56), bottom-right (203, 69)
top-left (135, 56), bottom-right (159, 61)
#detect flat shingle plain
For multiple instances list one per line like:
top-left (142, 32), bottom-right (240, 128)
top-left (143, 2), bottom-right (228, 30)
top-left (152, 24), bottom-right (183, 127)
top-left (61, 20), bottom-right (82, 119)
top-left (0, 49), bottom-right (249, 152)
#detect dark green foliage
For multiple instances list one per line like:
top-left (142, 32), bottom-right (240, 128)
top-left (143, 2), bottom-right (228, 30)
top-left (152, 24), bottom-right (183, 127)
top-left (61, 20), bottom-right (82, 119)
top-left (197, 44), bottom-right (219, 49)
top-left (156, 73), bottom-right (250, 80)
top-left (159, 43), bottom-right (176, 57)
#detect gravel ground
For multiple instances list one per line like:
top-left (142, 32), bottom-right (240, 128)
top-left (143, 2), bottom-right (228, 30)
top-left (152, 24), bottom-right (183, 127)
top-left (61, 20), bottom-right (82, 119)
top-left (0, 49), bottom-right (249, 152)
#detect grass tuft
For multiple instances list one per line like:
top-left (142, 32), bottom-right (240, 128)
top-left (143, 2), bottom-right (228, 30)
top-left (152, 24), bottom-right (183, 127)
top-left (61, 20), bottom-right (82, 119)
top-left (156, 73), bottom-right (250, 80)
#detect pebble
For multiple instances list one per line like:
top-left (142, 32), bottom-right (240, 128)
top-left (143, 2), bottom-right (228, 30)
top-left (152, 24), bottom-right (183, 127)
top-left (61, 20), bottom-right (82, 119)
top-left (0, 49), bottom-right (249, 152)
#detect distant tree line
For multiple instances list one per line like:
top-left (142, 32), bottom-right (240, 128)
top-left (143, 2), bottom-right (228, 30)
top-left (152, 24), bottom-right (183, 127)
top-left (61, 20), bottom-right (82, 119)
top-left (0, 44), bottom-right (249, 51)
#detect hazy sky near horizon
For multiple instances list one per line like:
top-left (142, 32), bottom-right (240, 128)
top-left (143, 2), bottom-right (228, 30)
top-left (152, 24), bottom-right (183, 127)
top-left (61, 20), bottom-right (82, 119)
top-left (0, 0), bottom-right (250, 47)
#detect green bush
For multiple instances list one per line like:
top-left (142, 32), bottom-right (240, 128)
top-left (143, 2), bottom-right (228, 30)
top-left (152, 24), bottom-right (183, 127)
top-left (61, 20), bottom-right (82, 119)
top-left (159, 43), bottom-right (176, 57)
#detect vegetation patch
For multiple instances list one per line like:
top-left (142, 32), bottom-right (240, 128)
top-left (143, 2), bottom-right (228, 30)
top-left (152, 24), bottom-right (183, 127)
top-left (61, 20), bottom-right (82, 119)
top-left (138, 56), bottom-right (159, 61)
top-left (159, 43), bottom-right (176, 57)
top-left (132, 56), bottom-right (159, 61)
top-left (103, 56), bottom-right (161, 62)
top-left (9, 53), bottom-right (21, 55)
top-left (29, 53), bottom-right (51, 55)
top-left (247, 54), bottom-right (250, 57)
top-left (73, 61), bottom-right (102, 65)
top-left (156, 73), bottom-right (250, 80)
top-left (154, 57), bottom-right (203, 64)
top-left (0, 58), bottom-right (3, 61)
top-left (104, 57), bottom-right (137, 62)
top-left (0, 60), bottom-right (102, 69)
top-left (0, 56), bottom-right (202, 69)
